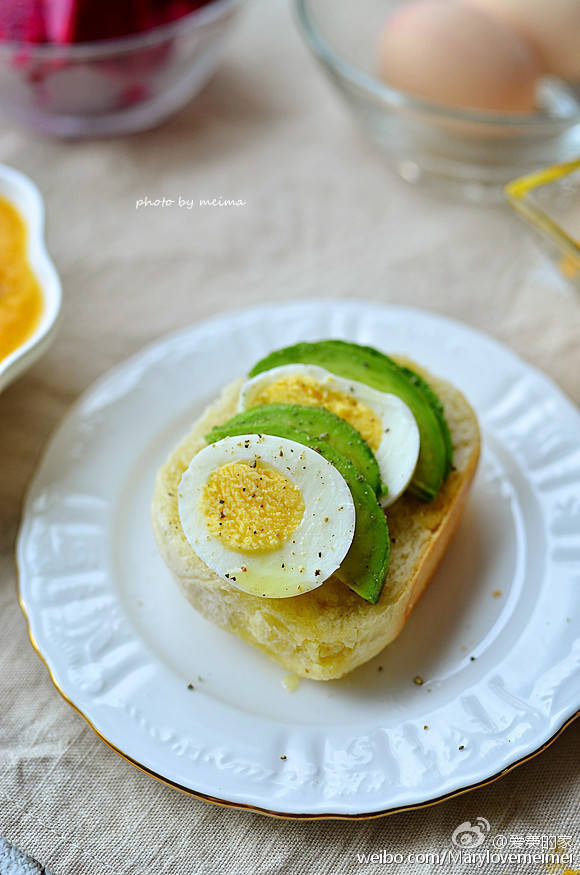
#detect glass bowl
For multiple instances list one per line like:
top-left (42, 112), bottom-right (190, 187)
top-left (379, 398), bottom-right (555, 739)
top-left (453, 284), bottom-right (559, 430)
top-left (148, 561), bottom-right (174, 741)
top-left (0, 0), bottom-right (245, 137)
top-left (295, 0), bottom-right (580, 198)
top-left (506, 158), bottom-right (580, 290)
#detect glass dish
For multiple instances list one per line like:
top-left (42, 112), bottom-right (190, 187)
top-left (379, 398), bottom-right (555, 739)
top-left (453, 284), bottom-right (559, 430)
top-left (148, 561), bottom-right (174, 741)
top-left (0, 0), bottom-right (245, 137)
top-left (294, 0), bottom-right (580, 199)
top-left (506, 158), bottom-right (580, 289)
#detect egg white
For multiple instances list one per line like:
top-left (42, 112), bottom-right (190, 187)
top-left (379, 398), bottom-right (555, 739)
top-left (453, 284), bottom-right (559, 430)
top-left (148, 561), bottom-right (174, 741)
top-left (178, 434), bottom-right (356, 598)
top-left (239, 364), bottom-right (420, 507)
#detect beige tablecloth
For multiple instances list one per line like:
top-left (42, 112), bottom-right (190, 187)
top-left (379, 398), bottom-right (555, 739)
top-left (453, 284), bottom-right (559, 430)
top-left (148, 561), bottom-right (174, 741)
top-left (1, 2), bottom-right (579, 873)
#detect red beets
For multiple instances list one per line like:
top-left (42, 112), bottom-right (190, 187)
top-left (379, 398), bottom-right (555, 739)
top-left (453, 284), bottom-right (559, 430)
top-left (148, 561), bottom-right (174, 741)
top-left (0, 0), bottom-right (213, 44)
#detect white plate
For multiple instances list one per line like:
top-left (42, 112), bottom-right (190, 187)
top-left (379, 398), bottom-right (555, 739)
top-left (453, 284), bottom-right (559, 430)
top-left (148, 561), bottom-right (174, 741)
top-left (17, 301), bottom-right (580, 818)
top-left (0, 164), bottom-right (62, 394)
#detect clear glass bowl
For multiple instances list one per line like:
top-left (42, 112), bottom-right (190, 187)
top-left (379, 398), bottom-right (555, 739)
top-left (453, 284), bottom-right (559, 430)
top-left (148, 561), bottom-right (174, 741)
top-left (295, 0), bottom-right (580, 198)
top-left (506, 158), bottom-right (580, 290)
top-left (0, 0), bottom-right (245, 137)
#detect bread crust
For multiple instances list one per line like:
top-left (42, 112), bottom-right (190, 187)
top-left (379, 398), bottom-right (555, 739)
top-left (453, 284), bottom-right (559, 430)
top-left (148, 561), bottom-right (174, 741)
top-left (151, 360), bottom-right (480, 680)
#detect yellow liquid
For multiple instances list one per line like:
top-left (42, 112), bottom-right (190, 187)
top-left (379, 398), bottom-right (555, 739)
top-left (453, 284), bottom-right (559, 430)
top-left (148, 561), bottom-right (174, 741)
top-left (0, 196), bottom-right (43, 362)
top-left (282, 673), bottom-right (301, 693)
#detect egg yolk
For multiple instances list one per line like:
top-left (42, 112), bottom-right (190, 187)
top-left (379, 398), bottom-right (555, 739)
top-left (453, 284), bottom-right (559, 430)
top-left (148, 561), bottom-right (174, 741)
top-left (252, 375), bottom-right (383, 451)
top-left (0, 196), bottom-right (43, 362)
top-left (201, 461), bottom-right (305, 552)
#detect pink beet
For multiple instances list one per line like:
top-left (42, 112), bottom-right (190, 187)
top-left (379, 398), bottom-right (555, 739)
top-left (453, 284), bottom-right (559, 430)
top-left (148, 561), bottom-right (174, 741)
top-left (0, 0), bottom-right (46, 41)
top-left (43, 0), bottom-right (76, 42)
top-left (45, 0), bottom-right (213, 44)
top-left (1, 0), bottom-right (214, 44)
top-left (53, 0), bottom-right (147, 43)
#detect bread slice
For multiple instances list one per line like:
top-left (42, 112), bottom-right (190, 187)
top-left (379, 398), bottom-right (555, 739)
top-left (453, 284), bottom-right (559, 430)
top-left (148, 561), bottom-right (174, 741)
top-left (151, 358), bottom-right (480, 680)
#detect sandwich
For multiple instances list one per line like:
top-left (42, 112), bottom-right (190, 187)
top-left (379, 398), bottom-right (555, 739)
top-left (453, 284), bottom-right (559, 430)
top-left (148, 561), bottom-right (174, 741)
top-left (151, 340), bottom-right (480, 680)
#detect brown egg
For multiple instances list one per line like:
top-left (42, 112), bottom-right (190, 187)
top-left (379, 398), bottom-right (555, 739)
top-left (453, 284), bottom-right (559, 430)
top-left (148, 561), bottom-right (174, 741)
top-left (467, 0), bottom-right (580, 79)
top-left (378, 0), bottom-right (540, 113)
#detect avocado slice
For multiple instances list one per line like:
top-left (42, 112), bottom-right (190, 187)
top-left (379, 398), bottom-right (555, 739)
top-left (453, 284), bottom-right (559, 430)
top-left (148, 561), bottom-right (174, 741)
top-left (205, 417), bottom-right (390, 604)
top-left (397, 364), bottom-right (453, 480)
top-left (249, 340), bottom-right (452, 501)
top-left (207, 402), bottom-right (383, 498)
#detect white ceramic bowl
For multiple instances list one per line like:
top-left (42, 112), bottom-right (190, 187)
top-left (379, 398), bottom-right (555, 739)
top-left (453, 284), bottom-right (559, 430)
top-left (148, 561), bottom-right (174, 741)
top-left (0, 164), bottom-right (61, 393)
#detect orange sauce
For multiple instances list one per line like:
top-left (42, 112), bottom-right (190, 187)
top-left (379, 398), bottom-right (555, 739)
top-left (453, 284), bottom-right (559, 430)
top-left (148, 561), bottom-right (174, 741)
top-left (0, 195), bottom-right (43, 362)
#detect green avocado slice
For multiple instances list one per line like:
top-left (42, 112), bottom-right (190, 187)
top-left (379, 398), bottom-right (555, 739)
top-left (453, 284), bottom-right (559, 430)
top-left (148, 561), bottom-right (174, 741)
top-left (205, 418), bottom-right (390, 604)
top-left (397, 364), bottom-right (454, 480)
top-left (249, 339), bottom-right (452, 502)
top-left (208, 402), bottom-right (384, 499)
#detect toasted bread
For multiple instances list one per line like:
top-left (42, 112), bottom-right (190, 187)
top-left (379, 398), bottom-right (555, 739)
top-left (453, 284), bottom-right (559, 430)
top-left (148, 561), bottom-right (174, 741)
top-left (151, 358), bottom-right (480, 680)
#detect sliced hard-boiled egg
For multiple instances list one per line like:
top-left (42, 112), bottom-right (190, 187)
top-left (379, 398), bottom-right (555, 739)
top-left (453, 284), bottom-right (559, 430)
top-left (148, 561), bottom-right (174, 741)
top-left (238, 364), bottom-right (420, 507)
top-left (178, 434), bottom-right (356, 598)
